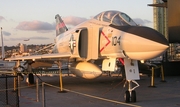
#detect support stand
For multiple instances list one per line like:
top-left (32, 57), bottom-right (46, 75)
top-left (13, 60), bottom-right (20, 92)
top-left (160, 65), bottom-right (166, 82)
top-left (149, 67), bottom-right (156, 88)
top-left (36, 78), bottom-right (40, 102)
top-left (18, 75), bottom-right (21, 96)
top-left (56, 61), bottom-right (67, 93)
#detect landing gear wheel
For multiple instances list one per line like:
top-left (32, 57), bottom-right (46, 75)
top-left (124, 90), bottom-right (130, 103)
top-left (131, 90), bottom-right (136, 102)
top-left (28, 73), bottom-right (34, 84)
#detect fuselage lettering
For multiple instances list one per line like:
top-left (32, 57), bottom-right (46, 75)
top-left (112, 36), bottom-right (121, 46)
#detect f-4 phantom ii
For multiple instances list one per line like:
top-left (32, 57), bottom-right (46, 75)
top-left (5, 10), bottom-right (169, 103)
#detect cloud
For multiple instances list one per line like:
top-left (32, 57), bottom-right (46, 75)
top-left (15, 16), bottom-right (87, 32)
top-left (29, 36), bottom-right (49, 40)
top-left (133, 18), bottom-right (152, 26)
top-left (2, 31), bottom-right (11, 36)
top-left (9, 38), bottom-right (26, 41)
top-left (16, 20), bottom-right (55, 31)
top-left (0, 16), bottom-right (5, 22)
top-left (8, 36), bottom-right (49, 41)
top-left (63, 16), bottom-right (88, 26)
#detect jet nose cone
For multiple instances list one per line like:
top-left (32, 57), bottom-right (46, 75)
top-left (110, 25), bottom-right (169, 60)
top-left (110, 25), bottom-right (169, 46)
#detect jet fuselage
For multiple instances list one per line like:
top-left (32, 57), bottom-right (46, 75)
top-left (53, 14), bottom-right (168, 61)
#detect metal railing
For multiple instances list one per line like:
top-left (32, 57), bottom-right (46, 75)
top-left (0, 74), bottom-right (19, 107)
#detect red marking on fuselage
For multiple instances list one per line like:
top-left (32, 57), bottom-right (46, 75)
top-left (100, 31), bottom-right (110, 52)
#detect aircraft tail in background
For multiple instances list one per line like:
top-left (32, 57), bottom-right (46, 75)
top-left (55, 14), bottom-right (68, 36)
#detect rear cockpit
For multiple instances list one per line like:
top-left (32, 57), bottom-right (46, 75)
top-left (94, 10), bottom-right (137, 26)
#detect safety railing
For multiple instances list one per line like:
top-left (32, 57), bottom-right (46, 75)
top-left (0, 73), bottom-right (19, 107)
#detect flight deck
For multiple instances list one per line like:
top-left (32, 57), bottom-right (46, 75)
top-left (17, 74), bottom-right (180, 107)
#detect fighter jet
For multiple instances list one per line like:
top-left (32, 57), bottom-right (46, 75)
top-left (5, 10), bottom-right (169, 103)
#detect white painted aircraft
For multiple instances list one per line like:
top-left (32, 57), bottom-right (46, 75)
top-left (5, 10), bottom-right (169, 103)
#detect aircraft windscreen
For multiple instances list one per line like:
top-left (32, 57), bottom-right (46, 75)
top-left (94, 11), bottom-right (137, 26)
top-left (102, 11), bottom-right (117, 23)
top-left (120, 13), bottom-right (137, 26)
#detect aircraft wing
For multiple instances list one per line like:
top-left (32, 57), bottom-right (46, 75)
top-left (5, 53), bottom-right (71, 61)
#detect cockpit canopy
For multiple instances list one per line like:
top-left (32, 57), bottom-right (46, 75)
top-left (94, 10), bottom-right (137, 26)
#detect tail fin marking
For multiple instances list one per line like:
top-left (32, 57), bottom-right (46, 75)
top-left (55, 14), bottom-right (68, 36)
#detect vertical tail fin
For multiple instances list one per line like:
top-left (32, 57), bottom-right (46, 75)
top-left (55, 14), bottom-right (68, 36)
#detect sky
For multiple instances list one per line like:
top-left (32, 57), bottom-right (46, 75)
top-left (0, 0), bottom-right (154, 46)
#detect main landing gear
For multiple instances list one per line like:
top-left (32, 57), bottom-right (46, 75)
top-left (28, 73), bottom-right (34, 84)
top-left (124, 80), bottom-right (139, 103)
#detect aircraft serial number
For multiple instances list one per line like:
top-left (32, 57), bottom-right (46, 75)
top-left (112, 36), bottom-right (121, 46)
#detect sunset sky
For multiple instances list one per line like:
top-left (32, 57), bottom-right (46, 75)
top-left (0, 0), bottom-right (154, 46)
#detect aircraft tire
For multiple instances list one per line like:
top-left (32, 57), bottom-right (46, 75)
top-left (124, 90), bottom-right (130, 103)
top-left (131, 90), bottom-right (136, 102)
top-left (28, 73), bottom-right (34, 84)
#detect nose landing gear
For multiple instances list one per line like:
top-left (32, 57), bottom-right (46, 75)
top-left (124, 80), bottom-right (139, 103)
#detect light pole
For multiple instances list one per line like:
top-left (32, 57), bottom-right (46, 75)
top-left (1, 27), bottom-right (4, 60)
